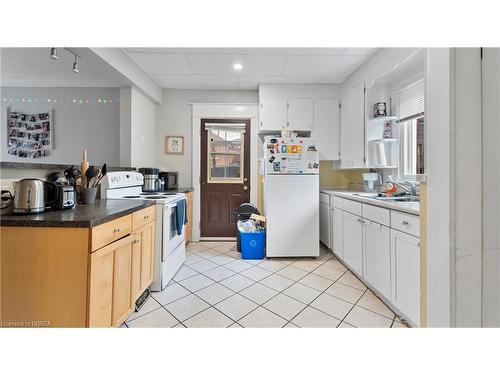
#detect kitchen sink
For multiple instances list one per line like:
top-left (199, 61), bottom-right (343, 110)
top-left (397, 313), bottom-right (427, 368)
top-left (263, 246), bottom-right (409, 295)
top-left (374, 196), bottom-right (420, 202)
top-left (353, 193), bottom-right (420, 203)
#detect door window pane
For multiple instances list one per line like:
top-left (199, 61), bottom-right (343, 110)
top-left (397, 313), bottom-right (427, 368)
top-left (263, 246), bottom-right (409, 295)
top-left (207, 129), bottom-right (243, 183)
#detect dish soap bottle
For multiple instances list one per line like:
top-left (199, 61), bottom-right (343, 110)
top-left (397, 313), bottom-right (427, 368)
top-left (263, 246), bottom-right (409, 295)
top-left (386, 175), bottom-right (397, 196)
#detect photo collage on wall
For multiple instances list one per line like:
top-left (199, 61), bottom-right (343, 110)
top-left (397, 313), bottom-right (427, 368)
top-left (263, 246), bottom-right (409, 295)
top-left (7, 110), bottom-right (52, 158)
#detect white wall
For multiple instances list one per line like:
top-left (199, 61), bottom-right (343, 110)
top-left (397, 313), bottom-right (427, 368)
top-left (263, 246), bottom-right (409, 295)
top-left (156, 89), bottom-right (258, 187)
top-left (482, 48), bottom-right (500, 327)
top-left (453, 48), bottom-right (483, 327)
top-left (425, 48), bottom-right (453, 327)
top-left (131, 88), bottom-right (156, 167)
top-left (119, 87), bottom-right (157, 168)
top-left (1, 87), bottom-right (120, 166)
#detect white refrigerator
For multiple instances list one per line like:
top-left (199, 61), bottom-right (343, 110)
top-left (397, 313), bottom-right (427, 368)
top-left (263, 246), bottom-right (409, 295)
top-left (263, 136), bottom-right (320, 257)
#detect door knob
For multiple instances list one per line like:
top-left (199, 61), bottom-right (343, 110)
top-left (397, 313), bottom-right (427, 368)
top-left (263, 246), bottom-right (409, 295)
top-left (243, 177), bottom-right (248, 182)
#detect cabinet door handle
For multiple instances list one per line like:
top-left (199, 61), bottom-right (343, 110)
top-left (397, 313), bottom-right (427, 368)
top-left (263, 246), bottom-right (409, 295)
top-left (113, 228), bottom-right (121, 233)
top-left (144, 215), bottom-right (149, 219)
top-left (133, 239), bottom-right (140, 244)
top-left (402, 221), bottom-right (409, 226)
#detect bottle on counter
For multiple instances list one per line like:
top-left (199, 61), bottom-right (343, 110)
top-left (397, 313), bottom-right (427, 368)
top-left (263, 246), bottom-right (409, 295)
top-left (386, 175), bottom-right (397, 196)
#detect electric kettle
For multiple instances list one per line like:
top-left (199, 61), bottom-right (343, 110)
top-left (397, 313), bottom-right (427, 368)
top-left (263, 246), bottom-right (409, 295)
top-left (13, 179), bottom-right (58, 214)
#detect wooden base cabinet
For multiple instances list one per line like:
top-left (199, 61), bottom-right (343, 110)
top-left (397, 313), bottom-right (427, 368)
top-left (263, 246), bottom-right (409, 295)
top-left (1, 207), bottom-right (155, 328)
top-left (89, 235), bottom-right (135, 327)
top-left (88, 209), bottom-right (155, 327)
top-left (390, 229), bottom-right (420, 325)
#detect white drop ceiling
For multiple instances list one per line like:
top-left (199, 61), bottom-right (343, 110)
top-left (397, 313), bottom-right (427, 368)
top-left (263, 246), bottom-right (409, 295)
top-left (1, 48), bottom-right (127, 88)
top-left (124, 48), bottom-right (378, 90)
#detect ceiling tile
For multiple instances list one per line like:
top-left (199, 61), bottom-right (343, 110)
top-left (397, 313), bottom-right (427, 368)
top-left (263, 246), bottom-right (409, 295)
top-left (342, 48), bottom-right (378, 56)
top-left (239, 75), bottom-right (321, 90)
top-left (185, 54), bottom-right (288, 76)
top-left (154, 74), bottom-right (241, 90)
top-left (126, 53), bottom-right (192, 74)
top-left (282, 55), bottom-right (370, 77)
top-left (124, 48), bottom-right (350, 55)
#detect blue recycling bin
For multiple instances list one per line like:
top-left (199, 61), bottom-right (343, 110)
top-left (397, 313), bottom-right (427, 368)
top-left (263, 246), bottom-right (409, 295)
top-left (239, 229), bottom-right (266, 260)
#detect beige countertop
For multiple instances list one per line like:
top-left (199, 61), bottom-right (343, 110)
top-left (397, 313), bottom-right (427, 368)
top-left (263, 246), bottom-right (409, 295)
top-left (320, 187), bottom-right (420, 216)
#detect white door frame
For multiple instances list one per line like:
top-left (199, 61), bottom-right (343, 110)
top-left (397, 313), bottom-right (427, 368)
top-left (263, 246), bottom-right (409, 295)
top-left (191, 103), bottom-right (259, 241)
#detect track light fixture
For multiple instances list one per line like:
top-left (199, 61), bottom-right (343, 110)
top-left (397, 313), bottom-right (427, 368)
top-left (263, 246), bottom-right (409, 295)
top-left (50, 47), bottom-right (58, 60)
top-left (72, 55), bottom-right (79, 74)
top-left (49, 47), bottom-right (81, 74)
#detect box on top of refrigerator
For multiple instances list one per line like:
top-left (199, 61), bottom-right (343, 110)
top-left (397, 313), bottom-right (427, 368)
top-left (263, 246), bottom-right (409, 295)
top-left (263, 136), bottom-right (319, 175)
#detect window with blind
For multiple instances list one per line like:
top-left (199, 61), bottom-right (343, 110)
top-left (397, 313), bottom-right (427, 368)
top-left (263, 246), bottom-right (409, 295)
top-left (397, 79), bottom-right (425, 177)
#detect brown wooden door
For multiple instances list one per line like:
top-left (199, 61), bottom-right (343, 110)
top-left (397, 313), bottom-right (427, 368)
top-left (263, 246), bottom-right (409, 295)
top-left (200, 119), bottom-right (251, 237)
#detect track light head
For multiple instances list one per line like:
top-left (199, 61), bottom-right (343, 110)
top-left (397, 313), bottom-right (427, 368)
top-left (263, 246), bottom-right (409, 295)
top-left (50, 47), bottom-right (58, 60)
top-left (72, 55), bottom-right (79, 73)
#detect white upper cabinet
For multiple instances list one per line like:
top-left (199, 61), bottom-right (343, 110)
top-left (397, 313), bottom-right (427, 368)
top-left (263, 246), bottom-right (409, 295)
top-left (314, 98), bottom-right (340, 160)
top-left (340, 83), bottom-right (366, 168)
top-left (260, 98), bottom-right (288, 130)
top-left (287, 98), bottom-right (314, 130)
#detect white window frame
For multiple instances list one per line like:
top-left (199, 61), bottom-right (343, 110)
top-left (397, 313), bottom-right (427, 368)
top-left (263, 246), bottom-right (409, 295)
top-left (206, 128), bottom-right (245, 184)
top-left (395, 79), bottom-right (425, 181)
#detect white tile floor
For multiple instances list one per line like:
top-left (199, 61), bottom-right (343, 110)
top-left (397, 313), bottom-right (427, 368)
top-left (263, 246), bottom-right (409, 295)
top-left (122, 241), bottom-right (409, 328)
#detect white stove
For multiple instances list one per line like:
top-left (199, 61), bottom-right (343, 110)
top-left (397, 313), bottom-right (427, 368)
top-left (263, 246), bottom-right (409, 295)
top-left (101, 171), bottom-right (186, 291)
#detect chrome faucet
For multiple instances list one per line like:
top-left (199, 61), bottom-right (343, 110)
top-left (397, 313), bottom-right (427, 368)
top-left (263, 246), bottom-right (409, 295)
top-left (394, 180), bottom-right (418, 196)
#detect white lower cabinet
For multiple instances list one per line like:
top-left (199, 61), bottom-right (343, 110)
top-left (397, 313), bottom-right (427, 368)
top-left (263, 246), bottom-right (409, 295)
top-left (326, 193), bottom-right (421, 326)
top-left (390, 229), bottom-right (421, 325)
top-left (342, 211), bottom-right (363, 276)
top-left (363, 221), bottom-right (391, 298)
top-left (319, 202), bottom-right (330, 247)
top-left (331, 207), bottom-right (343, 259)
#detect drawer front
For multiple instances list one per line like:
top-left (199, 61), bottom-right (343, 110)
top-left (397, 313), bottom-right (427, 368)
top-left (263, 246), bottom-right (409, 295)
top-left (132, 206), bottom-right (156, 231)
top-left (332, 196), bottom-right (343, 209)
top-left (342, 198), bottom-right (362, 216)
top-left (363, 204), bottom-right (390, 226)
top-left (91, 215), bottom-right (132, 251)
top-left (320, 192), bottom-right (330, 205)
top-left (391, 211), bottom-right (420, 237)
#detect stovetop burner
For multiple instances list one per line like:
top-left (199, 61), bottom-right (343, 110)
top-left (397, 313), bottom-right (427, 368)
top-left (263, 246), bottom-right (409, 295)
top-left (140, 192), bottom-right (177, 196)
top-left (122, 195), bottom-right (141, 198)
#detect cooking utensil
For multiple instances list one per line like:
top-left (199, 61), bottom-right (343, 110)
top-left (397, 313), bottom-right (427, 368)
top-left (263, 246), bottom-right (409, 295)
top-left (89, 168), bottom-right (102, 188)
top-left (85, 166), bottom-right (95, 188)
top-left (98, 163), bottom-right (107, 184)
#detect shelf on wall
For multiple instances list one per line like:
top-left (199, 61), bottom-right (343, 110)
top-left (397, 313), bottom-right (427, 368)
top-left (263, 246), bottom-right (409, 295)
top-left (369, 165), bottom-right (398, 169)
top-left (368, 138), bottom-right (398, 143)
top-left (368, 116), bottom-right (397, 122)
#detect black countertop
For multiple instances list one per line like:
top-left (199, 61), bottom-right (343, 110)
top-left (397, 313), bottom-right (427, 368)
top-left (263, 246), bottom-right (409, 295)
top-left (0, 199), bottom-right (155, 228)
top-left (169, 187), bottom-right (194, 193)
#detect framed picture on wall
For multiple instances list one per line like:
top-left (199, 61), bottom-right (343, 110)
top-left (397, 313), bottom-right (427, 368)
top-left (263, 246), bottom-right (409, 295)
top-left (165, 135), bottom-right (184, 155)
top-left (6, 107), bottom-right (54, 159)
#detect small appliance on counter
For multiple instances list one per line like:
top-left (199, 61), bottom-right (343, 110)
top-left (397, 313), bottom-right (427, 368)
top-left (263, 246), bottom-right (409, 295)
top-left (138, 168), bottom-right (161, 192)
top-left (51, 183), bottom-right (76, 210)
top-left (363, 173), bottom-right (382, 193)
top-left (159, 171), bottom-right (178, 191)
top-left (12, 179), bottom-right (59, 214)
